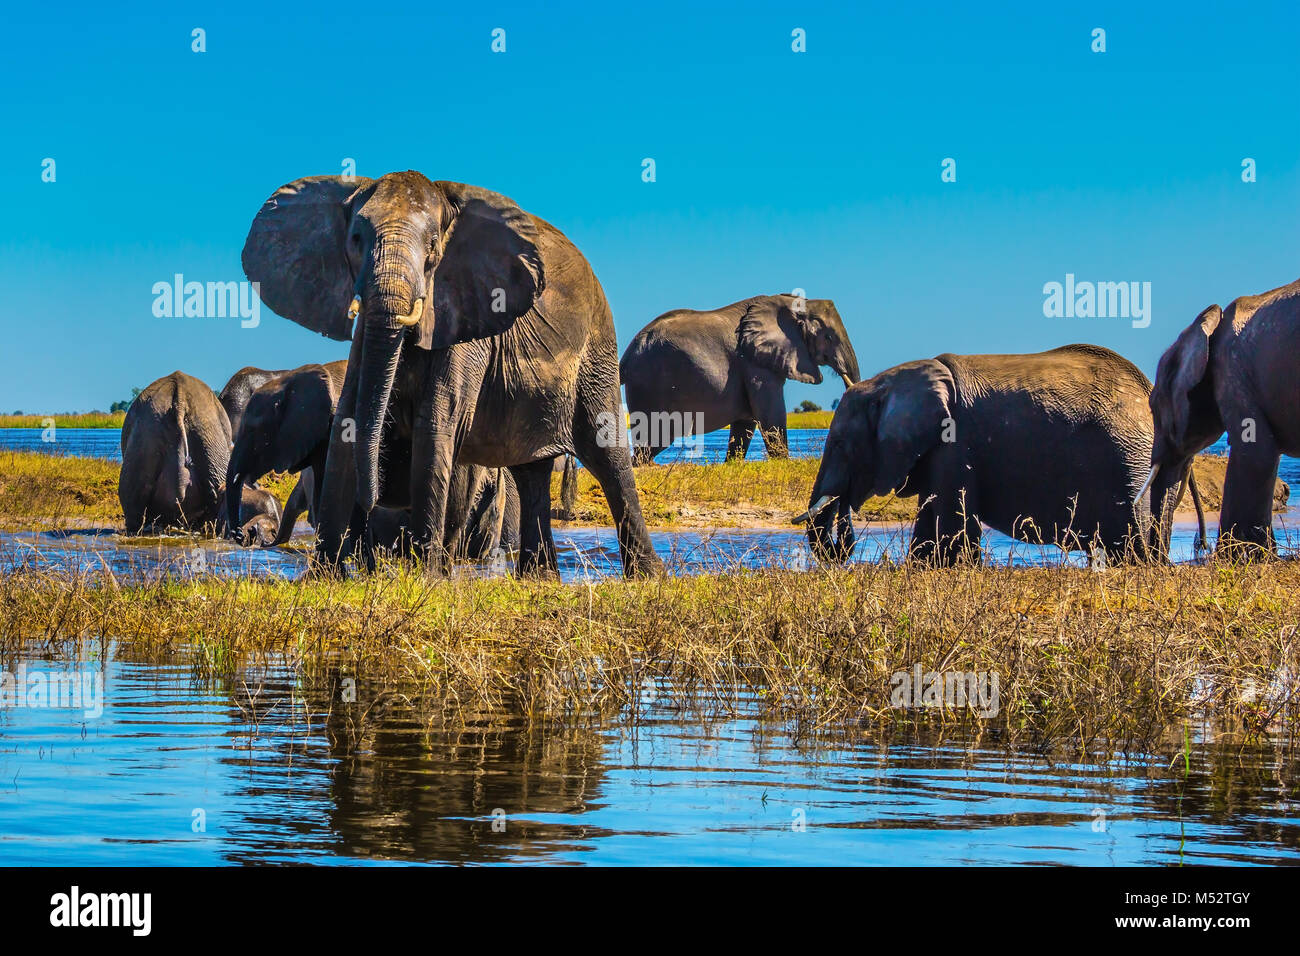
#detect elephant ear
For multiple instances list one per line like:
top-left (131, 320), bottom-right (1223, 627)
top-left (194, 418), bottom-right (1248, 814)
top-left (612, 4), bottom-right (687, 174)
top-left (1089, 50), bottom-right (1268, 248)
top-left (872, 360), bottom-right (955, 497)
top-left (241, 175), bottom-right (372, 341)
top-left (423, 182), bottom-right (545, 350)
top-left (1163, 304), bottom-right (1221, 444)
top-left (737, 297), bottom-right (822, 384)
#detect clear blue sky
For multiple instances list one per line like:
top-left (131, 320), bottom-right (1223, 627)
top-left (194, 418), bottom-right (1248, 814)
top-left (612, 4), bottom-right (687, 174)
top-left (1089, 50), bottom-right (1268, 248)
top-left (3, 1), bottom-right (1297, 413)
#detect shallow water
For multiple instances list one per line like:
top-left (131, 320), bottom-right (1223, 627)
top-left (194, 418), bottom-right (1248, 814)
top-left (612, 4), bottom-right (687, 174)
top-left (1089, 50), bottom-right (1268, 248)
top-left (3, 425), bottom-right (1297, 582)
top-left (5, 509), bottom-right (1294, 585)
top-left (2, 425), bottom-right (1296, 493)
top-left (0, 656), bottom-right (1295, 866)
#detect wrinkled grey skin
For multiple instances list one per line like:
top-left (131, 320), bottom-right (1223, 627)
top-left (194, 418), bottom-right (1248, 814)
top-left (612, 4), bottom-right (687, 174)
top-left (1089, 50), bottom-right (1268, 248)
top-left (120, 372), bottom-right (232, 533)
top-left (1149, 278), bottom-right (1300, 557)
top-left (801, 345), bottom-right (1201, 565)
top-left (223, 361), bottom-right (348, 545)
top-left (242, 171), bottom-right (660, 577)
top-left (218, 366), bottom-right (291, 442)
top-left (621, 294), bottom-right (860, 461)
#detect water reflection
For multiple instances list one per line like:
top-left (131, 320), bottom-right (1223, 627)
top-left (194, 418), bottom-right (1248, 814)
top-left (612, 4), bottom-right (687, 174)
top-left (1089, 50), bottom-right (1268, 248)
top-left (0, 656), bottom-right (1296, 865)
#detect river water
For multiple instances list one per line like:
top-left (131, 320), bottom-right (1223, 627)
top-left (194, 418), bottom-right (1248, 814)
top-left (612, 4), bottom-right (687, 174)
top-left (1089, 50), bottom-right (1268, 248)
top-left (0, 655), bottom-right (1295, 865)
top-left (2, 426), bottom-right (1297, 582)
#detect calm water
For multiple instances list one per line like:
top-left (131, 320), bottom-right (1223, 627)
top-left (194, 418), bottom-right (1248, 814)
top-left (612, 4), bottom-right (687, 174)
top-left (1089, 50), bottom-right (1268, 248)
top-left (0, 655), bottom-right (1295, 866)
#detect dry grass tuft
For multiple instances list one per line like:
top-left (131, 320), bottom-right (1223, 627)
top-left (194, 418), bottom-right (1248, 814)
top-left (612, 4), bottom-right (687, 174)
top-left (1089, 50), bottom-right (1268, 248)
top-left (2, 555), bottom-right (1298, 759)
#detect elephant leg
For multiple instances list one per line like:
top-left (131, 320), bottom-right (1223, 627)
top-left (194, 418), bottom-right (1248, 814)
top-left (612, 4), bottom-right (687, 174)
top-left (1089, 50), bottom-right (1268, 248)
top-left (314, 329), bottom-right (364, 567)
top-left (408, 349), bottom-right (468, 575)
top-left (572, 377), bottom-right (663, 578)
top-left (909, 488), bottom-right (981, 566)
top-left (510, 458), bottom-right (559, 577)
top-left (744, 376), bottom-right (789, 459)
top-left (727, 420), bottom-right (756, 460)
top-left (1220, 427), bottom-right (1280, 557)
top-left (758, 421), bottom-right (790, 458)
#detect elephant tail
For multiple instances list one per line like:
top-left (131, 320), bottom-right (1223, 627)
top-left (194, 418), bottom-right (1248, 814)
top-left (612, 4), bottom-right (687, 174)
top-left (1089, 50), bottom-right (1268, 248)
top-left (1188, 467), bottom-right (1209, 554)
top-left (558, 453), bottom-right (578, 521)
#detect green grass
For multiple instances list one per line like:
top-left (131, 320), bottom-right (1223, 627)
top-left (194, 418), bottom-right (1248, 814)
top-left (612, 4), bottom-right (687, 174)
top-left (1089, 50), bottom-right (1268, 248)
top-left (788, 410), bottom-right (834, 429)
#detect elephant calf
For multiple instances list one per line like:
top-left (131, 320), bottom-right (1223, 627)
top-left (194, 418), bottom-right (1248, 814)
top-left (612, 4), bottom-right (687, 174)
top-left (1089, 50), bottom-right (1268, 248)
top-left (797, 344), bottom-right (1204, 565)
top-left (224, 361), bottom-right (348, 545)
top-left (620, 293), bottom-right (860, 462)
top-left (120, 371), bottom-right (233, 534)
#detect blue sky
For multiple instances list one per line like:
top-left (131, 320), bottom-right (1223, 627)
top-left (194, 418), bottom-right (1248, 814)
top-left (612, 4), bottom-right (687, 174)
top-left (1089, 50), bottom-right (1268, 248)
top-left (2, 1), bottom-right (1297, 413)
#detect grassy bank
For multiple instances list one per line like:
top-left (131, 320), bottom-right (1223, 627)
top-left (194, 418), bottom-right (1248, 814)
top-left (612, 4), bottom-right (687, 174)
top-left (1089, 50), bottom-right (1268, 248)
top-left (0, 451), bottom-right (299, 531)
top-left (3, 559), bottom-right (1297, 753)
top-left (787, 410), bottom-right (834, 429)
top-left (0, 412), bottom-right (126, 429)
top-left (0, 449), bottom-right (1286, 532)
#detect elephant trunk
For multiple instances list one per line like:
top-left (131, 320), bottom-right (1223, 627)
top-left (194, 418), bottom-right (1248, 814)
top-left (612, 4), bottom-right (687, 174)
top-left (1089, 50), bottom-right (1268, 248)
top-left (798, 458), bottom-right (857, 563)
top-left (807, 495), bottom-right (855, 563)
top-left (1146, 458), bottom-right (1193, 560)
top-left (354, 321), bottom-right (404, 514)
top-left (837, 345), bottom-right (861, 389)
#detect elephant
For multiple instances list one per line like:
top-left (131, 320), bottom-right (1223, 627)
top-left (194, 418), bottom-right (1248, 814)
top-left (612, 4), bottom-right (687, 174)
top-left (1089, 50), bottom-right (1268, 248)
top-left (620, 293), bottom-right (860, 461)
top-left (218, 365), bottom-right (291, 441)
top-left (795, 344), bottom-right (1206, 565)
top-left (119, 371), bottom-right (232, 533)
top-left (241, 170), bottom-right (660, 577)
top-left (223, 361), bottom-right (348, 544)
top-left (216, 483), bottom-right (283, 546)
top-left (222, 357), bottom-right (520, 559)
top-left (1145, 278), bottom-right (1300, 556)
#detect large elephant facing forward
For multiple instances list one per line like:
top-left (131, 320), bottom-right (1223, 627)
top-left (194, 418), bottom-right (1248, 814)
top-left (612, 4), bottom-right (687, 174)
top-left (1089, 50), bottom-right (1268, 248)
top-left (620, 294), bottom-right (860, 461)
top-left (1146, 278), bottom-right (1300, 556)
top-left (241, 171), bottom-right (659, 577)
top-left (120, 371), bottom-right (232, 533)
top-left (797, 345), bottom-right (1205, 565)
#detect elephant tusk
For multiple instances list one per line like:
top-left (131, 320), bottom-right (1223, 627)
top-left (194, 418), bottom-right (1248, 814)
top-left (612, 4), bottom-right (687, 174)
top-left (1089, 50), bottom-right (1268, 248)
top-left (1135, 464), bottom-right (1160, 503)
top-left (840, 373), bottom-right (855, 389)
top-left (394, 297), bottom-right (424, 327)
top-left (792, 494), bottom-right (837, 525)
top-left (347, 296), bottom-right (361, 322)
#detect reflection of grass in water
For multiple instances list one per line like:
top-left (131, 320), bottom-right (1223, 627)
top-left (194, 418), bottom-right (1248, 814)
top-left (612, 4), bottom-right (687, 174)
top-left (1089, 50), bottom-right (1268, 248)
top-left (3, 549), bottom-right (1299, 764)
top-left (0, 412), bottom-right (127, 429)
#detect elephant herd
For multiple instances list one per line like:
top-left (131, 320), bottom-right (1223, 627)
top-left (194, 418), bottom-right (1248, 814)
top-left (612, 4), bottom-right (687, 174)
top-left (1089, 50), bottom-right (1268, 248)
top-left (117, 169), bottom-right (1300, 575)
